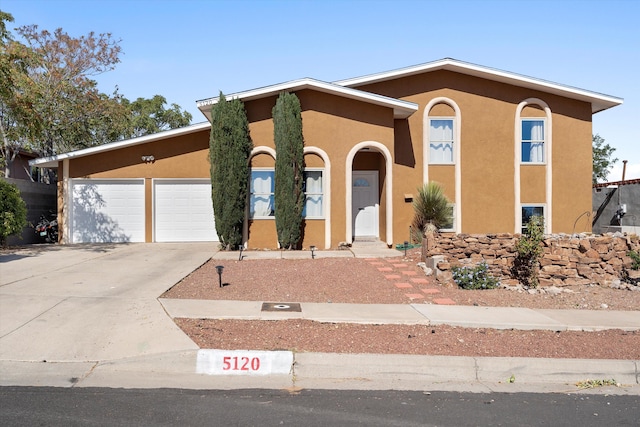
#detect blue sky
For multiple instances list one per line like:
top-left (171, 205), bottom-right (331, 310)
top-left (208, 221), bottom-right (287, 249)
top-left (4, 0), bottom-right (639, 179)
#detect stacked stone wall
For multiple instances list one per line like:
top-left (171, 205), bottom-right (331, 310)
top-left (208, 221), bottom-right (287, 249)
top-left (423, 232), bottom-right (640, 288)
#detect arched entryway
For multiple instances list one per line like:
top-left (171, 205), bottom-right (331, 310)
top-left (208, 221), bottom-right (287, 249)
top-left (345, 141), bottom-right (394, 246)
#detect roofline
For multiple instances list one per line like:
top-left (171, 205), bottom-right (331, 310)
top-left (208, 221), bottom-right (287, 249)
top-left (196, 77), bottom-right (419, 120)
top-left (593, 178), bottom-right (640, 188)
top-left (30, 121), bottom-right (212, 168)
top-left (334, 58), bottom-right (623, 114)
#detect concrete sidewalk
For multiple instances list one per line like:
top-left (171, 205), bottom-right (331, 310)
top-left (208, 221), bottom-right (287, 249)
top-left (160, 299), bottom-right (640, 332)
top-left (1, 243), bottom-right (638, 394)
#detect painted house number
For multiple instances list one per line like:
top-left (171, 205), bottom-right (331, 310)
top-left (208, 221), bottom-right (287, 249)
top-left (223, 356), bottom-right (260, 371)
top-left (196, 349), bottom-right (294, 376)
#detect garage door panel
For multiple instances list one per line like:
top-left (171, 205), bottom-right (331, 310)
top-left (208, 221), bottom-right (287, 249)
top-left (154, 180), bottom-right (218, 242)
top-left (71, 179), bottom-right (145, 243)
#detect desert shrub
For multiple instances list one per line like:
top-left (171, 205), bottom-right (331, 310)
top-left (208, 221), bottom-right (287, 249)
top-left (512, 215), bottom-right (544, 288)
top-left (452, 262), bottom-right (498, 290)
top-left (628, 250), bottom-right (640, 270)
top-left (411, 181), bottom-right (452, 241)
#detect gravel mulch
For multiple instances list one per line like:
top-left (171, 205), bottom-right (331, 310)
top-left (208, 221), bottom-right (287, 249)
top-left (162, 249), bottom-right (640, 359)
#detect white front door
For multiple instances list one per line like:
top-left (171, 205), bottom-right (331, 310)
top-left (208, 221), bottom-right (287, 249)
top-left (352, 171), bottom-right (379, 238)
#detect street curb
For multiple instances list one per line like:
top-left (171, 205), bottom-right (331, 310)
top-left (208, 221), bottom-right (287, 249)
top-left (2, 352), bottom-right (637, 395)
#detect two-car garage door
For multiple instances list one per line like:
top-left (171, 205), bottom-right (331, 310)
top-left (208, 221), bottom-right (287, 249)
top-left (69, 178), bottom-right (218, 243)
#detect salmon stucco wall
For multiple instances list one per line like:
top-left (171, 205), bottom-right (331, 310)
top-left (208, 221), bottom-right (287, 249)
top-left (356, 69), bottom-right (593, 237)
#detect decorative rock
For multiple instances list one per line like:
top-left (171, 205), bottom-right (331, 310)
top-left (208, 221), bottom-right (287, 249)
top-left (545, 286), bottom-right (563, 295)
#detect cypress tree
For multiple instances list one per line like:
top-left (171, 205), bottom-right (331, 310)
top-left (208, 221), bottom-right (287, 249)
top-left (209, 92), bottom-right (253, 250)
top-left (273, 92), bottom-right (305, 249)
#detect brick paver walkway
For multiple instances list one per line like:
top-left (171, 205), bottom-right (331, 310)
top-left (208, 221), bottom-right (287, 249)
top-left (366, 258), bottom-right (455, 304)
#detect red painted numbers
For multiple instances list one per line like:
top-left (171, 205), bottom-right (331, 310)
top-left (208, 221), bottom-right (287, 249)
top-left (222, 356), bottom-right (261, 371)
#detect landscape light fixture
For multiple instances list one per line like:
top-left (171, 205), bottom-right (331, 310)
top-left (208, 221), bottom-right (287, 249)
top-left (238, 246), bottom-right (243, 261)
top-left (404, 241), bottom-right (409, 257)
top-left (215, 265), bottom-right (224, 288)
top-left (310, 245), bottom-right (317, 259)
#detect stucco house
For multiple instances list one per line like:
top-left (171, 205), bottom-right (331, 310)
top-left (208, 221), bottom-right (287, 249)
top-left (31, 58), bottom-right (623, 248)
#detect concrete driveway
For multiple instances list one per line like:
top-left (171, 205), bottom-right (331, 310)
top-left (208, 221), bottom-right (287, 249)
top-left (0, 243), bottom-right (215, 362)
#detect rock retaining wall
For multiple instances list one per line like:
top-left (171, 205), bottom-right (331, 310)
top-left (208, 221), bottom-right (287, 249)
top-left (422, 232), bottom-right (640, 288)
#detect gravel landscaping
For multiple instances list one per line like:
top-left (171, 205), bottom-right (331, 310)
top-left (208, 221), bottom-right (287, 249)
top-left (162, 248), bottom-right (640, 359)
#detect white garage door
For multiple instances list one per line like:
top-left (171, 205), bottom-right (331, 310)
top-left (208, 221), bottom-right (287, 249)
top-left (154, 179), bottom-right (218, 242)
top-left (70, 179), bottom-right (145, 243)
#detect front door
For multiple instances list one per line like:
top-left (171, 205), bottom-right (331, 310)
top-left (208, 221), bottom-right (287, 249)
top-left (352, 171), bottom-right (379, 238)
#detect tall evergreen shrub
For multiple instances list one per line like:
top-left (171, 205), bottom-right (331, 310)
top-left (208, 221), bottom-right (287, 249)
top-left (209, 92), bottom-right (253, 250)
top-left (272, 92), bottom-right (304, 249)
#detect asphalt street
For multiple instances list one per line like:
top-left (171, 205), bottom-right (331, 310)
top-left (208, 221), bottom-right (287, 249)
top-left (1, 387), bottom-right (639, 426)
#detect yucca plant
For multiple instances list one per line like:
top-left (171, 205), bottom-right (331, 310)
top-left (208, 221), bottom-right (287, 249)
top-left (411, 181), bottom-right (452, 241)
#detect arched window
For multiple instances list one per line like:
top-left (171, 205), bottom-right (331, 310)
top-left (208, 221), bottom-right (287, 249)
top-left (426, 102), bottom-right (456, 164)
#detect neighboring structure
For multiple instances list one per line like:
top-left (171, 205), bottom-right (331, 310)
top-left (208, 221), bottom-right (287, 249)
top-left (593, 178), bottom-right (640, 235)
top-left (31, 58), bottom-right (623, 247)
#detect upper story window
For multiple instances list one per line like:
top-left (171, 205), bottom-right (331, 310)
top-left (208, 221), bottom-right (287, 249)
top-left (429, 118), bottom-right (455, 164)
top-left (521, 119), bottom-right (545, 163)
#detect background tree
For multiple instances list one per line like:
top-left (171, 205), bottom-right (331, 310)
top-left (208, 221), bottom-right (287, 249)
top-left (123, 95), bottom-right (192, 138)
top-left (0, 179), bottom-right (27, 247)
top-left (592, 134), bottom-right (618, 184)
top-left (0, 11), bottom-right (43, 177)
top-left (209, 93), bottom-right (252, 250)
top-left (273, 92), bottom-right (304, 250)
top-left (0, 15), bottom-right (192, 178)
top-left (8, 23), bottom-right (127, 157)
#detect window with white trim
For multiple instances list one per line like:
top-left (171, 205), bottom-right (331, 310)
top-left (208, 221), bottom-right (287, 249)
top-left (521, 205), bottom-right (545, 234)
top-left (250, 170), bottom-right (275, 218)
top-left (302, 169), bottom-right (324, 218)
top-left (440, 204), bottom-right (455, 232)
top-left (249, 169), bottom-right (324, 219)
top-left (521, 119), bottom-right (545, 163)
top-left (429, 118), bottom-right (455, 164)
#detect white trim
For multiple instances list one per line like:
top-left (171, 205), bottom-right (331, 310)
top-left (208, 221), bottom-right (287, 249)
top-left (304, 146), bottom-right (331, 249)
top-left (515, 99), bottom-right (552, 234)
top-left (30, 122), bottom-right (212, 168)
top-left (423, 97), bottom-right (462, 233)
top-left (197, 78), bottom-right (419, 121)
top-left (62, 159), bottom-right (69, 244)
top-left (336, 58), bottom-right (622, 114)
top-left (245, 147), bottom-right (277, 247)
top-left (345, 141), bottom-right (394, 246)
top-left (250, 146), bottom-right (277, 159)
top-left (520, 204), bottom-right (547, 234)
top-left (439, 203), bottom-right (456, 233)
